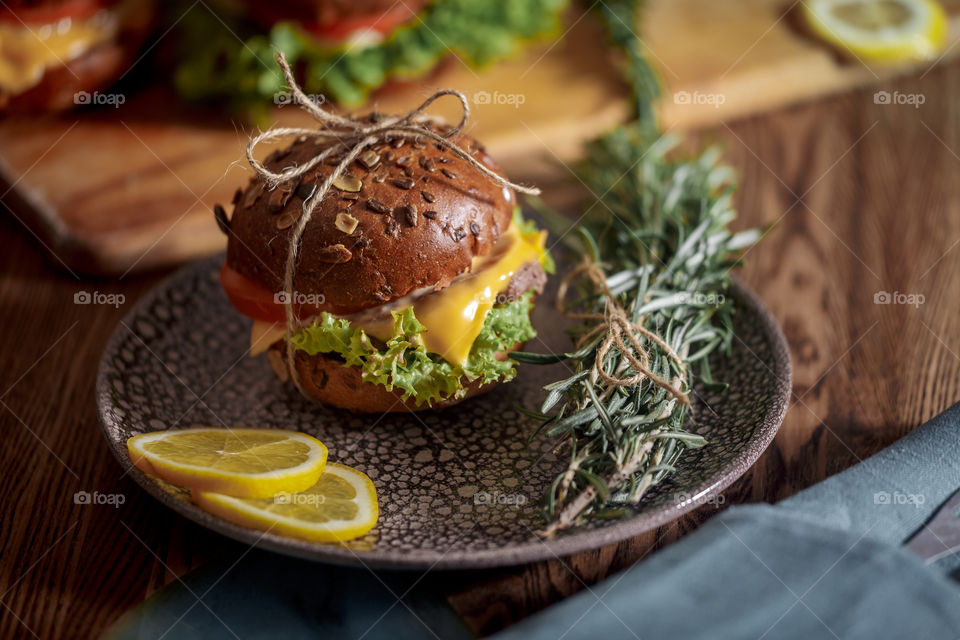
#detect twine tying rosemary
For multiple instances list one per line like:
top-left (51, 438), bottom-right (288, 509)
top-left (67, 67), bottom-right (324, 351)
top-left (538, 259), bottom-right (691, 536)
top-left (557, 259), bottom-right (689, 405)
top-left (245, 53), bottom-right (541, 396)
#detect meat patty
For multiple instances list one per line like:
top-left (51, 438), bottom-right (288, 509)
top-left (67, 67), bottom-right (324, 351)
top-left (500, 260), bottom-right (547, 305)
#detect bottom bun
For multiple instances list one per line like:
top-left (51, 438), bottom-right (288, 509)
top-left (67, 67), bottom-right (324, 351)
top-left (266, 341), bottom-right (516, 413)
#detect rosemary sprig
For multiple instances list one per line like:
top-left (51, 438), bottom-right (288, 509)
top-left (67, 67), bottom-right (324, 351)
top-left (515, 0), bottom-right (762, 534)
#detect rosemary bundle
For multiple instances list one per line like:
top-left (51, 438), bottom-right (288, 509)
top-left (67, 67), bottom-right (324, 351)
top-left (514, 0), bottom-right (761, 534)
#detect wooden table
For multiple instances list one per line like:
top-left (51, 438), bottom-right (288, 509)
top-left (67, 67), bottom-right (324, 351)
top-left (3, 59), bottom-right (960, 638)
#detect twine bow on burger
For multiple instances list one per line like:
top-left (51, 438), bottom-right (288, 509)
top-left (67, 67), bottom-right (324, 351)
top-left (246, 53), bottom-right (541, 397)
top-left (557, 259), bottom-right (690, 405)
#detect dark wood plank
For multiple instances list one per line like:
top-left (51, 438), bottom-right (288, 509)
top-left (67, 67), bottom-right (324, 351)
top-left (2, 60), bottom-right (959, 639)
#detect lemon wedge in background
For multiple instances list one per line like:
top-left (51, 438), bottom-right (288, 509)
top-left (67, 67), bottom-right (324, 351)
top-left (192, 463), bottom-right (379, 543)
top-left (802, 0), bottom-right (948, 63)
top-left (127, 428), bottom-right (328, 499)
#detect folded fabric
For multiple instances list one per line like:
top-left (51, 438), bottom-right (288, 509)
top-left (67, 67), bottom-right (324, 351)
top-left (783, 400), bottom-right (960, 549)
top-left (108, 403), bottom-right (960, 640)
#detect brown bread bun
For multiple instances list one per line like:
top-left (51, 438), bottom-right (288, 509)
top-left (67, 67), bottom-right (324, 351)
top-left (225, 121), bottom-right (517, 314)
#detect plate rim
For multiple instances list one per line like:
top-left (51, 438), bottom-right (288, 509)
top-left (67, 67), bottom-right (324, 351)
top-left (96, 255), bottom-right (792, 570)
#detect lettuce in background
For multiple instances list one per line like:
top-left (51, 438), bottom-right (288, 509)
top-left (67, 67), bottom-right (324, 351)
top-left (174, 0), bottom-right (569, 115)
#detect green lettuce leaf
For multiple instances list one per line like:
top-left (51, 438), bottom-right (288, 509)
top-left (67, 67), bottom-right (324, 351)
top-left (174, 0), bottom-right (569, 114)
top-left (289, 292), bottom-right (537, 407)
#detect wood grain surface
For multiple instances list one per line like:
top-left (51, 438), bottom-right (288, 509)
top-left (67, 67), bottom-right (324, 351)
top-left (2, 60), bottom-right (960, 639)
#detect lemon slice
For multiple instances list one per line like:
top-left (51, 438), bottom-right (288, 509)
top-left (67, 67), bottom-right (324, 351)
top-left (127, 428), bottom-right (328, 499)
top-left (802, 0), bottom-right (948, 63)
top-left (192, 463), bottom-right (379, 543)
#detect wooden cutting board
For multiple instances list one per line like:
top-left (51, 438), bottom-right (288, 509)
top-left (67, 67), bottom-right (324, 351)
top-left (649, 0), bottom-right (960, 128)
top-left (2, 0), bottom-right (959, 276)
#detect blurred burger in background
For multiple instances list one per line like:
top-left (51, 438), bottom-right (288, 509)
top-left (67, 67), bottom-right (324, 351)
top-left (0, 0), bottom-right (155, 112)
top-left (174, 0), bottom-right (568, 115)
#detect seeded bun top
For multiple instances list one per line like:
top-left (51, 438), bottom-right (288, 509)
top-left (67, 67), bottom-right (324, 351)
top-left (225, 120), bottom-right (516, 314)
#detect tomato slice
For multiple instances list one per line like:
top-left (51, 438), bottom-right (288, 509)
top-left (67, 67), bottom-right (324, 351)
top-left (220, 262), bottom-right (288, 323)
top-left (305, 2), bottom-right (421, 42)
top-left (0, 0), bottom-right (108, 25)
top-left (222, 261), bottom-right (377, 321)
top-left (247, 2), bottom-right (422, 44)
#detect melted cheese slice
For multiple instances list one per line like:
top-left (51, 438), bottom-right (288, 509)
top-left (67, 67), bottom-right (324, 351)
top-left (396, 225), bottom-right (546, 365)
top-left (250, 320), bottom-right (286, 357)
top-left (0, 15), bottom-right (114, 94)
top-left (250, 224), bottom-right (547, 365)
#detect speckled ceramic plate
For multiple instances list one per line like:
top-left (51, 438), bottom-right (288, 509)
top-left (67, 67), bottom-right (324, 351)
top-left (96, 254), bottom-right (790, 569)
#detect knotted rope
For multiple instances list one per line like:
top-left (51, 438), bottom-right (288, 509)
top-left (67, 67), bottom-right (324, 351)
top-left (556, 259), bottom-right (689, 404)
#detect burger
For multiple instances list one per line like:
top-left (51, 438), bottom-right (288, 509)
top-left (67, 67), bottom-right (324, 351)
top-left (175, 0), bottom-right (568, 113)
top-left (218, 121), bottom-right (553, 412)
top-left (0, 0), bottom-right (155, 112)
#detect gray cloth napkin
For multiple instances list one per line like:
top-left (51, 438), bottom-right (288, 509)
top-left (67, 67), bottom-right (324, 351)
top-left (107, 403), bottom-right (960, 639)
top-left (493, 402), bottom-right (960, 640)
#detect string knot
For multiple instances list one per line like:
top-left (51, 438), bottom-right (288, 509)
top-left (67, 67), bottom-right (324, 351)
top-left (557, 259), bottom-right (689, 404)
